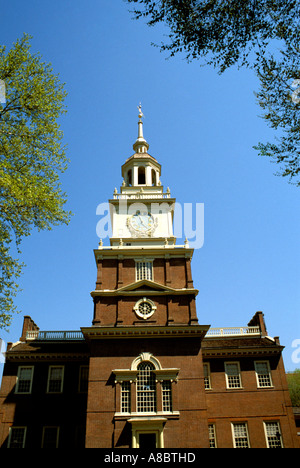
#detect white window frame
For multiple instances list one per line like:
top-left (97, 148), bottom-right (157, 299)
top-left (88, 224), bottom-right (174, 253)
top-left (264, 421), bottom-right (283, 448)
top-left (231, 422), bottom-right (250, 448)
top-left (225, 362), bottom-right (242, 389)
top-left (136, 361), bottom-right (157, 413)
top-left (254, 360), bottom-right (273, 388)
top-left (121, 381), bottom-right (131, 413)
top-left (135, 259), bottom-right (154, 282)
top-left (133, 297), bottom-right (157, 320)
top-left (7, 426), bottom-right (27, 448)
top-left (41, 426), bottom-right (60, 448)
top-left (46, 365), bottom-right (64, 393)
top-left (208, 424), bottom-right (217, 448)
top-left (203, 363), bottom-right (211, 390)
top-left (15, 366), bottom-right (34, 394)
top-left (162, 380), bottom-right (173, 412)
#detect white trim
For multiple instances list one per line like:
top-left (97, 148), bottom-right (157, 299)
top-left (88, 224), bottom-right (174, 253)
top-left (224, 362), bottom-right (242, 389)
top-left (263, 421), bottom-right (283, 448)
top-left (231, 422), bottom-right (250, 448)
top-left (135, 259), bottom-right (154, 282)
top-left (129, 417), bottom-right (166, 449)
top-left (15, 365), bottom-right (34, 394)
top-left (133, 297), bottom-right (157, 320)
top-left (7, 426), bottom-right (27, 448)
top-left (254, 360), bottom-right (273, 388)
top-left (46, 365), bottom-right (64, 393)
top-left (203, 363), bottom-right (211, 390)
top-left (131, 352), bottom-right (162, 371)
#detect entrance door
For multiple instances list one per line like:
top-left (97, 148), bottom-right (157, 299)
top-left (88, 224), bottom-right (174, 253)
top-left (138, 433), bottom-right (157, 449)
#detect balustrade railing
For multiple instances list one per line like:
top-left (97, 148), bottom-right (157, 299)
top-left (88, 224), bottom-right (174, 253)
top-left (205, 326), bottom-right (260, 337)
top-left (112, 192), bottom-right (171, 200)
top-left (26, 330), bottom-right (84, 341)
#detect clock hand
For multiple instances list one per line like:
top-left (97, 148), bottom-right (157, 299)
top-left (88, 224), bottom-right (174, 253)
top-left (139, 216), bottom-right (148, 228)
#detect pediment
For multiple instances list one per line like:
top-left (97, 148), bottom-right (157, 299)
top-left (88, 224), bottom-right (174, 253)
top-left (116, 279), bottom-right (176, 294)
top-left (91, 280), bottom-right (199, 297)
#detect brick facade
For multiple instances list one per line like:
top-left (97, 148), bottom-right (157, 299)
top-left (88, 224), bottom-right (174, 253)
top-left (0, 116), bottom-right (298, 448)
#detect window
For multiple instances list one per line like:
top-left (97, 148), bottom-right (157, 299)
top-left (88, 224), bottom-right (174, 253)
top-left (133, 297), bottom-right (156, 320)
top-left (225, 362), bottom-right (242, 389)
top-left (138, 166), bottom-right (145, 184)
top-left (232, 423), bottom-right (250, 448)
top-left (136, 261), bottom-right (153, 281)
top-left (136, 362), bottom-right (156, 413)
top-left (151, 169), bottom-right (156, 186)
top-left (127, 169), bottom-right (132, 186)
top-left (7, 427), bottom-right (27, 448)
top-left (15, 366), bottom-right (34, 394)
top-left (162, 381), bottom-right (172, 412)
top-left (208, 424), bottom-right (217, 448)
top-left (47, 366), bottom-right (64, 393)
top-left (42, 427), bottom-right (60, 448)
top-left (79, 366), bottom-right (89, 393)
top-left (203, 363), bottom-right (211, 390)
top-left (121, 381), bottom-right (131, 413)
top-left (114, 353), bottom-right (178, 418)
top-left (264, 422), bottom-right (283, 448)
top-left (255, 361), bottom-right (273, 388)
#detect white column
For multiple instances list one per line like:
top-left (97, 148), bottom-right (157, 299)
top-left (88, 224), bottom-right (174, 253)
top-left (146, 165), bottom-right (151, 186)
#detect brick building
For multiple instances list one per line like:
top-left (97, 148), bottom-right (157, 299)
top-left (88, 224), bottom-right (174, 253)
top-left (0, 109), bottom-right (298, 448)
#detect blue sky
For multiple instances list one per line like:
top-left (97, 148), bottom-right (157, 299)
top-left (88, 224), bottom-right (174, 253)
top-left (0, 0), bottom-right (299, 376)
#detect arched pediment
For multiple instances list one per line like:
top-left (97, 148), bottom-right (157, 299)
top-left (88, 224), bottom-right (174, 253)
top-left (130, 352), bottom-right (162, 370)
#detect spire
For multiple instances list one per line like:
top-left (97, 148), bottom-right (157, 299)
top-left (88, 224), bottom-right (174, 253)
top-left (133, 103), bottom-right (149, 153)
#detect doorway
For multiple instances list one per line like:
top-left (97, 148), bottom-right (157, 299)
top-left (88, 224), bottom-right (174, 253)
top-left (138, 432), bottom-right (157, 449)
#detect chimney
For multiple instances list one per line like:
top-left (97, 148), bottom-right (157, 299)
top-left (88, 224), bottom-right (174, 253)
top-left (20, 316), bottom-right (39, 341)
top-left (248, 311), bottom-right (267, 336)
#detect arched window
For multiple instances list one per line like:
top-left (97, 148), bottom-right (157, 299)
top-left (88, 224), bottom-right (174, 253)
top-left (138, 166), bottom-right (145, 185)
top-left (151, 169), bottom-right (156, 186)
top-left (136, 362), bottom-right (156, 412)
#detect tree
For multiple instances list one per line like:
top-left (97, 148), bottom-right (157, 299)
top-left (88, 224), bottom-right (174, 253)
top-left (0, 34), bottom-right (71, 329)
top-left (126, 0), bottom-right (300, 185)
top-left (254, 40), bottom-right (300, 184)
top-left (287, 369), bottom-right (300, 407)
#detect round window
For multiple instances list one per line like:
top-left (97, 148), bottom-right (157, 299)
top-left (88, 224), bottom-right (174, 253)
top-left (134, 297), bottom-right (156, 320)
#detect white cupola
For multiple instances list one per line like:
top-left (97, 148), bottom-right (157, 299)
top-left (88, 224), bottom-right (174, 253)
top-left (121, 104), bottom-right (161, 188)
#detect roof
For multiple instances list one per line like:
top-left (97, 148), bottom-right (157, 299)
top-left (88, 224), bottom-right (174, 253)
top-left (5, 339), bottom-right (89, 360)
top-left (202, 335), bottom-right (284, 357)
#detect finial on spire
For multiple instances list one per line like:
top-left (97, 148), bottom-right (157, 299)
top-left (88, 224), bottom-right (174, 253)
top-left (138, 102), bottom-right (144, 120)
top-left (133, 102), bottom-right (149, 153)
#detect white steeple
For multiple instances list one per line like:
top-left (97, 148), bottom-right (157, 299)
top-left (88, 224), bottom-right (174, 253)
top-left (107, 106), bottom-right (176, 247)
top-left (133, 104), bottom-right (149, 154)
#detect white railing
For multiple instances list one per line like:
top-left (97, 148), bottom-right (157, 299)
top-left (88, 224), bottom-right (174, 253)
top-left (205, 326), bottom-right (260, 338)
top-left (26, 327), bottom-right (260, 340)
top-left (26, 330), bottom-right (84, 341)
top-left (113, 193), bottom-right (171, 200)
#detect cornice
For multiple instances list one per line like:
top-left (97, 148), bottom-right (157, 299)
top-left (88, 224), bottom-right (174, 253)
top-left (90, 286), bottom-right (199, 298)
top-left (94, 246), bottom-right (194, 261)
top-left (5, 352), bottom-right (89, 361)
top-left (81, 324), bottom-right (209, 341)
top-left (202, 346), bottom-right (283, 358)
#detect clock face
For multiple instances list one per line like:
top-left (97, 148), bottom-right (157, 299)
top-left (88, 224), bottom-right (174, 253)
top-left (130, 212), bottom-right (154, 233)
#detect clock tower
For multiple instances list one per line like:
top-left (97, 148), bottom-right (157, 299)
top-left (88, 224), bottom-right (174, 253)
top-left (83, 106), bottom-right (210, 448)
top-left (109, 105), bottom-right (175, 247)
